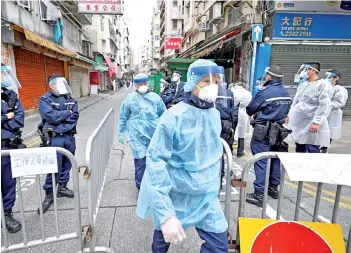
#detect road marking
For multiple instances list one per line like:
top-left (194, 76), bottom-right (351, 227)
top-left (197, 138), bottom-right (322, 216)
top-left (285, 181), bottom-right (351, 211)
top-left (317, 215), bottom-right (331, 223)
top-left (302, 182), bottom-right (351, 203)
top-left (266, 204), bottom-right (285, 220)
top-left (25, 136), bottom-right (41, 147)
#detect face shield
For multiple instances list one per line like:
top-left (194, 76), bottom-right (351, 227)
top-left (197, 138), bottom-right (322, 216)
top-left (49, 77), bottom-right (72, 96)
top-left (194, 66), bottom-right (225, 103)
top-left (133, 76), bottom-right (149, 88)
top-left (1, 65), bottom-right (22, 94)
top-left (324, 71), bottom-right (338, 85)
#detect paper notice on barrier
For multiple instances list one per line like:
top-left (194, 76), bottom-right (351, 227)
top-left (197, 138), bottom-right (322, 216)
top-left (10, 147), bottom-right (58, 178)
top-left (277, 153), bottom-right (351, 186)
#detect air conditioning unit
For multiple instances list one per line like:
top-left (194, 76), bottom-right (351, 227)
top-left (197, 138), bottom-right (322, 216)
top-left (208, 3), bottom-right (223, 25)
top-left (199, 22), bottom-right (209, 32)
top-left (40, 0), bottom-right (59, 25)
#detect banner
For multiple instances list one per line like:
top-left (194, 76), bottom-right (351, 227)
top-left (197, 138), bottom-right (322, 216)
top-left (165, 37), bottom-right (182, 50)
top-left (78, 0), bottom-right (123, 15)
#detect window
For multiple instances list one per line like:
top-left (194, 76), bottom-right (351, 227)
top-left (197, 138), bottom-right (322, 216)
top-left (82, 41), bottom-right (92, 57)
top-left (101, 18), bottom-right (104, 31)
top-left (172, 20), bottom-right (177, 29)
top-left (17, 0), bottom-right (30, 9)
top-left (40, 1), bottom-right (48, 20)
top-left (173, 0), bottom-right (178, 7)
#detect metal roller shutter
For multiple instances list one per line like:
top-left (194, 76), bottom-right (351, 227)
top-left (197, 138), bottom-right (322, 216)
top-left (81, 68), bottom-right (89, 97)
top-left (14, 48), bottom-right (47, 110)
top-left (45, 56), bottom-right (65, 78)
top-left (69, 66), bottom-right (82, 98)
top-left (270, 44), bottom-right (351, 116)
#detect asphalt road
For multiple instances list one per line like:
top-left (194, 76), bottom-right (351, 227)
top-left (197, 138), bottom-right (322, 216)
top-left (2, 87), bottom-right (350, 252)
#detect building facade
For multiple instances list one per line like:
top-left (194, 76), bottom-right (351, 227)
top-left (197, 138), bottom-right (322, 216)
top-left (1, 0), bottom-right (95, 110)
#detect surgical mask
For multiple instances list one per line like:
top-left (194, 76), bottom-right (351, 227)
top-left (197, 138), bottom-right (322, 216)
top-left (172, 76), bottom-right (179, 82)
top-left (1, 78), bottom-right (11, 88)
top-left (197, 84), bottom-right (218, 103)
top-left (138, 85), bottom-right (148, 94)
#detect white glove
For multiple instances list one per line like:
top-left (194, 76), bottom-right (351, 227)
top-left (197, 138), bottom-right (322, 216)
top-left (161, 216), bottom-right (186, 245)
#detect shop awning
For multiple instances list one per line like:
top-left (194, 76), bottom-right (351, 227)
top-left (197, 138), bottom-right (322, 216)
top-left (24, 29), bottom-right (79, 58)
top-left (79, 55), bottom-right (95, 64)
top-left (94, 64), bottom-right (109, 72)
top-left (192, 40), bottom-right (224, 58)
top-left (103, 54), bottom-right (116, 79)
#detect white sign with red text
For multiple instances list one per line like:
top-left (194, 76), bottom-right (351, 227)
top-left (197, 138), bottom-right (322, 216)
top-left (78, 0), bottom-right (123, 15)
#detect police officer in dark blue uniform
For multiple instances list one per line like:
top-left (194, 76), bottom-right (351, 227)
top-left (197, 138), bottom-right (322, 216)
top-left (161, 71), bottom-right (186, 109)
top-left (38, 74), bottom-right (79, 214)
top-left (215, 83), bottom-right (237, 186)
top-left (245, 66), bottom-right (292, 207)
top-left (1, 64), bottom-right (25, 233)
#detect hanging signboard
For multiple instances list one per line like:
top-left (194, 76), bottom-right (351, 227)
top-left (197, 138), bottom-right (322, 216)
top-left (165, 37), bottom-right (182, 50)
top-left (78, 0), bottom-right (123, 15)
top-left (275, 0), bottom-right (351, 13)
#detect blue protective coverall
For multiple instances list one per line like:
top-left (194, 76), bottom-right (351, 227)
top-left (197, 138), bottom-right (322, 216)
top-left (161, 81), bottom-right (186, 109)
top-left (38, 92), bottom-right (79, 192)
top-left (1, 88), bottom-right (24, 214)
top-left (246, 80), bottom-right (292, 193)
top-left (136, 100), bottom-right (228, 233)
top-left (118, 91), bottom-right (166, 188)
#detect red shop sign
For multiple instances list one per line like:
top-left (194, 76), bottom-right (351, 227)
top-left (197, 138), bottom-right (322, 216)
top-left (165, 37), bottom-right (182, 50)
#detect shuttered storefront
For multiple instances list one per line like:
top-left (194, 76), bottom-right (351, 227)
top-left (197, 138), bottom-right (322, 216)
top-left (45, 56), bottom-right (65, 78)
top-left (270, 44), bottom-right (351, 115)
top-left (69, 66), bottom-right (89, 98)
top-left (14, 48), bottom-right (47, 110)
top-left (14, 48), bottom-right (65, 110)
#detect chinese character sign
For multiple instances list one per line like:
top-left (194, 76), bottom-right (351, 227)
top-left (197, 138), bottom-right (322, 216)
top-left (165, 37), bottom-right (182, 50)
top-left (273, 13), bottom-right (351, 40)
top-left (78, 0), bottom-right (122, 15)
top-left (1, 46), bottom-right (12, 66)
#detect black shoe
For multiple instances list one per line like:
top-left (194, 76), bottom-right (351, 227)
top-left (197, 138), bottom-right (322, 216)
top-left (57, 183), bottom-right (74, 198)
top-left (38, 191), bottom-right (54, 214)
top-left (268, 184), bottom-right (279, 199)
top-left (320, 147), bottom-right (328, 153)
top-left (246, 191), bottom-right (264, 207)
top-left (5, 212), bottom-right (22, 233)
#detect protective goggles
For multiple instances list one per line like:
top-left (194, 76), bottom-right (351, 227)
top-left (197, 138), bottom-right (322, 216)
top-left (1, 65), bottom-right (22, 92)
top-left (324, 71), bottom-right (338, 79)
top-left (49, 77), bottom-right (71, 95)
top-left (134, 77), bottom-right (149, 85)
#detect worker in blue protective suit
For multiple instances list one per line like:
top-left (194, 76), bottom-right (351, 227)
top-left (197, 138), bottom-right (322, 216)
top-left (286, 62), bottom-right (332, 153)
top-left (246, 66), bottom-right (292, 207)
top-left (137, 59), bottom-right (228, 253)
top-left (215, 83), bottom-right (237, 189)
top-left (1, 64), bottom-right (25, 233)
top-left (118, 73), bottom-right (166, 190)
top-left (160, 71), bottom-right (186, 109)
top-left (38, 74), bottom-right (79, 214)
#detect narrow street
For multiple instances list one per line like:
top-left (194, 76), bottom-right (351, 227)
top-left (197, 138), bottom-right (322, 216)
top-left (3, 89), bottom-right (350, 252)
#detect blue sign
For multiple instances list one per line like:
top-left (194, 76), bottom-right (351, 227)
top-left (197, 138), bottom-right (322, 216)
top-left (252, 44), bottom-right (271, 97)
top-left (273, 13), bottom-right (351, 40)
top-left (251, 24), bottom-right (263, 42)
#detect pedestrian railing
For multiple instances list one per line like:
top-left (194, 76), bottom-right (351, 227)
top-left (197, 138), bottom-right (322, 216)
top-left (230, 152), bottom-right (351, 253)
top-left (1, 147), bottom-right (82, 252)
top-left (81, 108), bottom-right (118, 252)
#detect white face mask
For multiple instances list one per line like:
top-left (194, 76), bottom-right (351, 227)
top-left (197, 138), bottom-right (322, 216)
top-left (197, 84), bottom-right (218, 103)
top-left (138, 85), bottom-right (148, 94)
top-left (172, 76), bottom-right (179, 82)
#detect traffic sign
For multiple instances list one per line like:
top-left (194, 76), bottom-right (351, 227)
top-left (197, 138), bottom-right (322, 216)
top-left (251, 24), bottom-right (263, 42)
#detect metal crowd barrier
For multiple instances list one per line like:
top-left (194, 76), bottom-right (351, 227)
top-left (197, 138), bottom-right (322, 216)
top-left (82, 108), bottom-right (116, 252)
top-left (1, 147), bottom-right (82, 252)
top-left (232, 152), bottom-right (350, 253)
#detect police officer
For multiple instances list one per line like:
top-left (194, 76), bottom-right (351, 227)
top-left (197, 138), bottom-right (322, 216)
top-left (38, 74), bottom-right (79, 214)
top-left (215, 82), bottom-right (237, 187)
top-left (1, 64), bottom-right (24, 233)
top-left (246, 66), bottom-right (292, 207)
top-left (161, 71), bottom-right (186, 109)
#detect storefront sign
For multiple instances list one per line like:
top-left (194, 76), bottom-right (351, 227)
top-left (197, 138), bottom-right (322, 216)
top-left (1, 45), bottom-right (12, 66)
top-left (78, 0), bottom-right (122, 15)
top-left (273, 13), bottom-right (351, 40)
top-left (275, 0), bottom-right (351, 13)
top-left (165, 37), bottom-right (182, 50)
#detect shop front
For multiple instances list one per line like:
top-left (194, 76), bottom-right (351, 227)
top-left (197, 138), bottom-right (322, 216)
top-left (253, 12), bottom-right (351, 115)
top-left (68, 56), bottom-right (94, 98)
